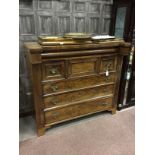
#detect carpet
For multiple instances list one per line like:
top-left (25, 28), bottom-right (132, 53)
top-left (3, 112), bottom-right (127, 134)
top-left (20, 107), bottom-right (135, 155)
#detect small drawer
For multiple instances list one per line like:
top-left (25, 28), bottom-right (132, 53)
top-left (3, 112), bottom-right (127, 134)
top-left (100, 56), bottom-right (117, 73)
top-left (42, 73), bottom-right (116, 95)
top-left (45, 97), bottom-right (113, 124)
top-left (68, 57), bottom-right (98, 77)
top-left (42, 61), bottom-right (65, 81)
top-left (43, 84), bottom-right (114, 108)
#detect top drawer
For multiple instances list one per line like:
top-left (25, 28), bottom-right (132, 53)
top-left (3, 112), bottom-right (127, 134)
top-left (100, 56), bottom-right (117, 73)
top-left (42, 60), bottom-right (65, 81)
top-left (42, 55), bottom-right (117, 81)
top-left (67, 56), bottom-right (117, 77)
top-left (68, 57), bottom-right (98, 77)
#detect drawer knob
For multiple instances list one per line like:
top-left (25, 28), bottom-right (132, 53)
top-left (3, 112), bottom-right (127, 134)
top-left (51, 111), bottom-right (59, 116)
top-left (49, 68), bottom-right (58, 75)
top-left (51, 98), bottom-right (59, 105)
top-left (101, 102), bottom-right (108, 105)
top-left (51, 85), bottom-right (58, 92)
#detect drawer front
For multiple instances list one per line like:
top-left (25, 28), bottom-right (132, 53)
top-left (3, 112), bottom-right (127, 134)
top-left (68, 57), bottom-right (98, 77)
top-left (42, 73), bottom-right (116, 95)
top-left (100, 56), bottom-right (117, 73)
top-left (42, 61), bottom-right (65, 80)
top-left (44, 84), bottom-right (114, 108)
top-left (45, 97), bottom-right (113, 124)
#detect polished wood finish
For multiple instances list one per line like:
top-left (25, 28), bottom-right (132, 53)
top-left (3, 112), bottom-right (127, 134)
top-left (69, 57), bottom-right (98, 77)
top-left (45, 97), bottom-right (113, 125)
top-left (42, 73), bottom-right (116, 95)
top-left (100, 56), bottom-right (117, 72)
top-left (43, 84), bottom-right (114, 108)
top-left (24, 40), bottom-right (130, 136)
top-left (42, 61), bottom-right (65, 81)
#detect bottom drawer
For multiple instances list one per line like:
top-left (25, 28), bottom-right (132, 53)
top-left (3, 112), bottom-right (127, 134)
top-left (45, 97), bottom-right (113, 125)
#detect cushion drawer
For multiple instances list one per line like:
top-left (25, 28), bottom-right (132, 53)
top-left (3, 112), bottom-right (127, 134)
top-left (42, 73), bottom-right (116, 95)
top-left (43, 84), bottom-right (114, 108)
top-left (45, 97), bottom-right (113, 125)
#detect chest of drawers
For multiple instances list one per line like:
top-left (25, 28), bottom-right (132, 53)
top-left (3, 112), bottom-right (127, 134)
top-left (24, 40), bottom-right (130, 136)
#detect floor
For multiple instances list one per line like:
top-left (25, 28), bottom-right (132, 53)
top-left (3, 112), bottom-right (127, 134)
top-left (20, 110), bottom-right (113, 142)
top-left (19, 107), bottom-right (134, 142)
top-left (20, 107), bottom-right (134, 155)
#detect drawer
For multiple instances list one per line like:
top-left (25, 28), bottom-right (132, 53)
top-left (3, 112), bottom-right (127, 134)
top-left (100, 56), bottom-right (117, 73)
top-left (42, 73), bottom-right (116, 95)
top-left (68, 57), bottom-right (98, 77)
top-left (43, 84), bottom-right (114, 108)
top-left (42, 61), bottom-right (65, 80)
top-left (45, 97), bottom-right (113, 124)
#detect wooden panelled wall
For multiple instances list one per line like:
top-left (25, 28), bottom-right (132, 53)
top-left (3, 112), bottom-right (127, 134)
top-left (19, 0), bottom-right (113, 115)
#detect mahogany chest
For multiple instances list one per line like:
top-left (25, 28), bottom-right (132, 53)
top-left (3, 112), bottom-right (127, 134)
top-left (24, 40), bottom-right (130, 136)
